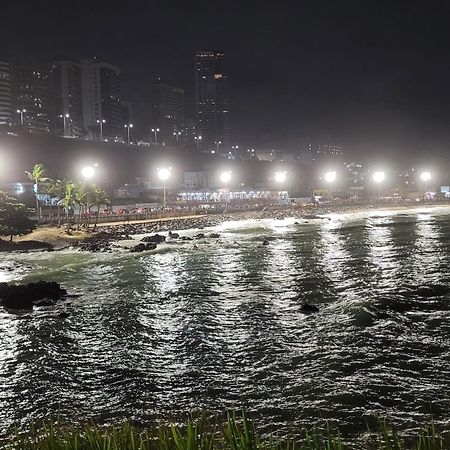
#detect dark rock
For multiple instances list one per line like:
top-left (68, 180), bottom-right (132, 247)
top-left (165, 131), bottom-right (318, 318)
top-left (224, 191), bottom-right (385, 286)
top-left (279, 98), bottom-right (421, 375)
top-left (262, 240), bottom-right (269, 246)
top-left (209, 233), bottom-right (220, 238)
top-left (180, 236), bottom-right (193, 241)
top-left (194, 233), bottom-right (205, 239)
top-left (141, 234), bottom-right (166, 243)
top-left (301, 303), bottom-right (320, 314)
top-left (131, 242), bottom-right (157, 253)
top-left (168, 231), bottom-right (180, 239)
top-left (0, 281), bottom-right (67, 310)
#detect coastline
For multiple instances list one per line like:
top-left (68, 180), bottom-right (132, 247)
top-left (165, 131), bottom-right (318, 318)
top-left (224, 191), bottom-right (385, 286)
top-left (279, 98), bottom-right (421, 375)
top-left (1, 203), bottom-right (449, 252)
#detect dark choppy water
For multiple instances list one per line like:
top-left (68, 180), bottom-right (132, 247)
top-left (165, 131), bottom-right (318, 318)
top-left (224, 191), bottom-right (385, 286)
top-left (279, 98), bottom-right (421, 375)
top-left (1, 206), bottom-right (450, 434)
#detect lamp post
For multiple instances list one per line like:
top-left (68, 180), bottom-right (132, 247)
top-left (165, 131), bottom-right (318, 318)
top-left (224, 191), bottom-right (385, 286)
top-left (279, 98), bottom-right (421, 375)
top-left (373, 171), bottom-right (385, 201)
top-left (97, 119), bottom-right (106, 141)
top-left (195, 135), bottom-right (202, 150)
top-left (173, 131), bottom-right (181, 142)
top-left (420, 171), bottom-right (431, 201)
top-left (215, 140), bottom-right (222, 154)
top-left (275, 171), bottom-right (287, 204)
top-left (152, 128), bottom-right (160, 143)
top-left (220, 171), bottom-right (232, 210)
top-left (17, 109), bottom-right (26, 126)
top-left (324, 171), bottom-right (337, 202)
top-left (124, 123), bottom-right (133, 144)
top-left (158, 167), bottom-right (171, 208)
top-left (232, 145), bottom-right (239, 159)
top-left (59, 113), bottom-right (70, 137)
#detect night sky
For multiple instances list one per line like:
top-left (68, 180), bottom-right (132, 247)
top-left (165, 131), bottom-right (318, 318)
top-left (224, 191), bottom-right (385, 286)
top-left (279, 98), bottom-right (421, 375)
top-left (2, 0), bottom-right (450, 163)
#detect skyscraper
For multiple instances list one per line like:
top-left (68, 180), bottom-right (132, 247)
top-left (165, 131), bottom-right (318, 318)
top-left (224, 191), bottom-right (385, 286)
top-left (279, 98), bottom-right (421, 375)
top-left (12, 61), bottom-right (50, 134)
top-left (81, 58), bottom-right (122, 140)
top-left (49, 60), bottom-right (84, 137)
top-left (0, 61), bottom-right (13, 126)
top-left (153, 81), bottom-right (185, 144)
top-left (194, 51), bottom-right (231, 153)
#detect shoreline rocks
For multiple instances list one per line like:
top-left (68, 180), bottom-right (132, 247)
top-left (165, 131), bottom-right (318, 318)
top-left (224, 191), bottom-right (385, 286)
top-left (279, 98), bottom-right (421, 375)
top-left (0, 281), bottom-right (68, 310)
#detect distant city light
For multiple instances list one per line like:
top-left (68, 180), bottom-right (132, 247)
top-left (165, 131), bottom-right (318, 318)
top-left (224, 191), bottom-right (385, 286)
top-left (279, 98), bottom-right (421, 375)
top-left (220, 171), bottom-right (232, 183)
top-left (420, 171), bottom-right (431, 181)
top-left (324, 171), bottom-right (336, 183)
top-left (373, 171), bottom-right (385, 183)
top-left (81, 166), bottom-right (95, 179)
top-left (275, 171), bottom-right (287, 183)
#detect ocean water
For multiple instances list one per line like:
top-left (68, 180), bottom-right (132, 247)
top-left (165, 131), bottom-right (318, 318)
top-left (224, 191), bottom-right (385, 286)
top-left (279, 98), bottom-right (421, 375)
top-left (0, 206), bottom-right (450, 435)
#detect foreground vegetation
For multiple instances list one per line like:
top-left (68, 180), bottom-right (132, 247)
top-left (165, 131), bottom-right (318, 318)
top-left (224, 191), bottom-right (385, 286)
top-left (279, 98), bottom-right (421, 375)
top-left (3, 412), bottom-right (450, 450)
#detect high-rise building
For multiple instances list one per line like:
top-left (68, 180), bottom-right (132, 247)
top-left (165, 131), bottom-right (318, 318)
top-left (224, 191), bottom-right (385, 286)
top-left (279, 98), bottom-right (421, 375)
top-left (0, 61), bottom-right (13, 125)
top-left (153, 82), bottom-right (185, 144)
top-left (194, 51), bottom-right (231, 153)
top-left (12, 61), bottom-right (50, 134)
top-left (49, 60), bottom-right (84, 137)
top-left (81, 58), bottom-right (122, 140)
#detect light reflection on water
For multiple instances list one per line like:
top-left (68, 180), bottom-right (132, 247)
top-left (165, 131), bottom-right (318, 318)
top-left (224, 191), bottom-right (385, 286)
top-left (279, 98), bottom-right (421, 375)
top-left (0, 207), bottom-right (450, 435)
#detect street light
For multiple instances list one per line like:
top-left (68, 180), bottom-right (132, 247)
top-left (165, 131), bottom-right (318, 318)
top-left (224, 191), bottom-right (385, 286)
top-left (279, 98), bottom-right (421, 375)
top-left (373, 171), bottom-right (385, 200)
top-left (274, 171), bottom-right (287, 203)
top-left (194, 135), bottom-right (202, 149)
top-left (17, 109), bottom-right (26, 126)
top-left (215, 140), bottom-right (222, 153)
top-left (59, 113), bottom-right (70, 137)
top-left (420, 171), bottom-right (431, 182)
top-left (97, 119), bottom-right (106, 141)
top-left (232, 145), bottom-right (239, 159)
top-left (324, 171), bottom-right (336, 202)
top-left (152, 128), bottom-right (160, 143)
top-left (81, 166), bottom-right (95, 180)
top-left (173, 131), bottom-right (181, 142)
top-left (220, 171), bottom-right (232, 210)
top-left (124, 123), bottom-right (133, 144)
top-left (158, 167), bottom-right (171, 208)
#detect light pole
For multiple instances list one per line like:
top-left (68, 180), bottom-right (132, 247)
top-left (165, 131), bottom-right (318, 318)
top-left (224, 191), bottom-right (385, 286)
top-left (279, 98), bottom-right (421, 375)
top-left (420, 171), bottom-right (431, 201)
top-left (324, 171), bottom-right (337, 202)
top-left (232, 145), bottom-right (239, 159)
top-left (152, 128), bottom-right (160, 143)
top-left (158, 167), bottom-right (171, 208)
top-left (173, 131), bottom-right (181, 143)
top-left (215, 140), bottom-right (222, 154)
top-left (59, 113), bottom-right (70, 137)
top-left (373, 171), bottom-right (385, 201)
top-left (220, 171), bottom-right (232, 210)
top-left (97, 119), bottom-right (106, 141)
top-left (195, 135), bottom-right (202, 150)
top-left (275, 171), bottom-right (287, 204)
top-left (124, 123), bottom-right (133, 144)
top-left (17, 109), bottom-right (26, 126)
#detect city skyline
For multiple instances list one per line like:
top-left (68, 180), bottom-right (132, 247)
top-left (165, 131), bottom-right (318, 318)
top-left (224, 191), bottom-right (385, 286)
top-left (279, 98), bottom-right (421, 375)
top-left (1, 1), bottom-right (450, 163)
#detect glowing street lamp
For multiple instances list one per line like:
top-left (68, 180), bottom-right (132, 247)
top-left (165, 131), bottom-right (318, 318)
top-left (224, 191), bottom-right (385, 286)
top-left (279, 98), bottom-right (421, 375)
top-left (81, 166), bottom-right (95, 180)
top-left (158, 167), bottom-right (171, 208)
top-left (215, 140), bottom-right (222, 153)
top-left (373, 171), bottom-right (385, 200)
top-left (173, 131), bottom-right (182, 142)
top-left (220, 171), bottom-right (232, 210)
top-left (152, 128), bottom-right (160, 143)
top-left (324, 171), bottom-right (336, 202)
top-left (59, 113), bottom-right (70, 137)
top-left (274, 171), bottom-right (288, 203)
top-left (194, 135), bottom-right (202, 150)
top-left (17, 108), bottom-right (26, 125)
top-left (420, 171), bottom-right (431, 182)
top-left (96, 119), bottom-right (106, 141)
top-left (124, 123), bottom-right (133, 144)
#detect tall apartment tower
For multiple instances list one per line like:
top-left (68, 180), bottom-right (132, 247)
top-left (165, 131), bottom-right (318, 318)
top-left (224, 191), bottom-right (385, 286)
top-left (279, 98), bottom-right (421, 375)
top-left (194, 51), bottom-right (231, 153)
top-left (0, 61), bottom-right (13, 125)
top-left (153, 81), bottom-right (185, 144)
top-left (13, 61), bottom-right (50, 134)
top-left (49, 60), bottom-right (84, 137)
top-left (80, 58), bottom-right (122, 140)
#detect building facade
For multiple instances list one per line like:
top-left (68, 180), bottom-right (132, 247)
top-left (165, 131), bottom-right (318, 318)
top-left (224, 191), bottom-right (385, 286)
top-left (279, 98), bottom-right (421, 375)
top-left (194, 51), bottom-right (231, 153)
top-left (0, 61), bottom-right (13, 125)
top-left (13, 61), bottom-right (50, 134)
top-left (153, 82), bottom-right (185, 144)
top-left (81, 58), bottom-right (122, 140)
top-left (49, 60), bottom-right (84, 137)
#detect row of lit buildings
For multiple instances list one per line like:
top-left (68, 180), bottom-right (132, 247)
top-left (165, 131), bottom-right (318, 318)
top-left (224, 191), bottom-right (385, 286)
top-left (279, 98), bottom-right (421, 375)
top-left (0, 51), bottom-right (232, 153)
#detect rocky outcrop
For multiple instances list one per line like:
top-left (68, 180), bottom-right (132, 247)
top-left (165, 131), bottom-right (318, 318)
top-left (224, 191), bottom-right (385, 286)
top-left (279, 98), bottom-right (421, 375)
top-left (141, 234), bottom-right (166, 243)
top-left (301, 303), bottom-right (320, 314)
top-left (0, 281), bottom-right (67, 310)
top-left (130, 242), bottom-right (158, 253)
top-left (0, 240), bottom-right (54, 252)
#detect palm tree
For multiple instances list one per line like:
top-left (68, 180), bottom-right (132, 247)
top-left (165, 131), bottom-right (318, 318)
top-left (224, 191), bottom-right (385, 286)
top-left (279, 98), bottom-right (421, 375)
top-left (92, 186), bottom-right (110, 231)
top-left (25, 164), bottom-right (48, 220)
top-left (48, 178), bottom-right (66, 227)
top-left (62, 182), bottom-right (77, 233)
